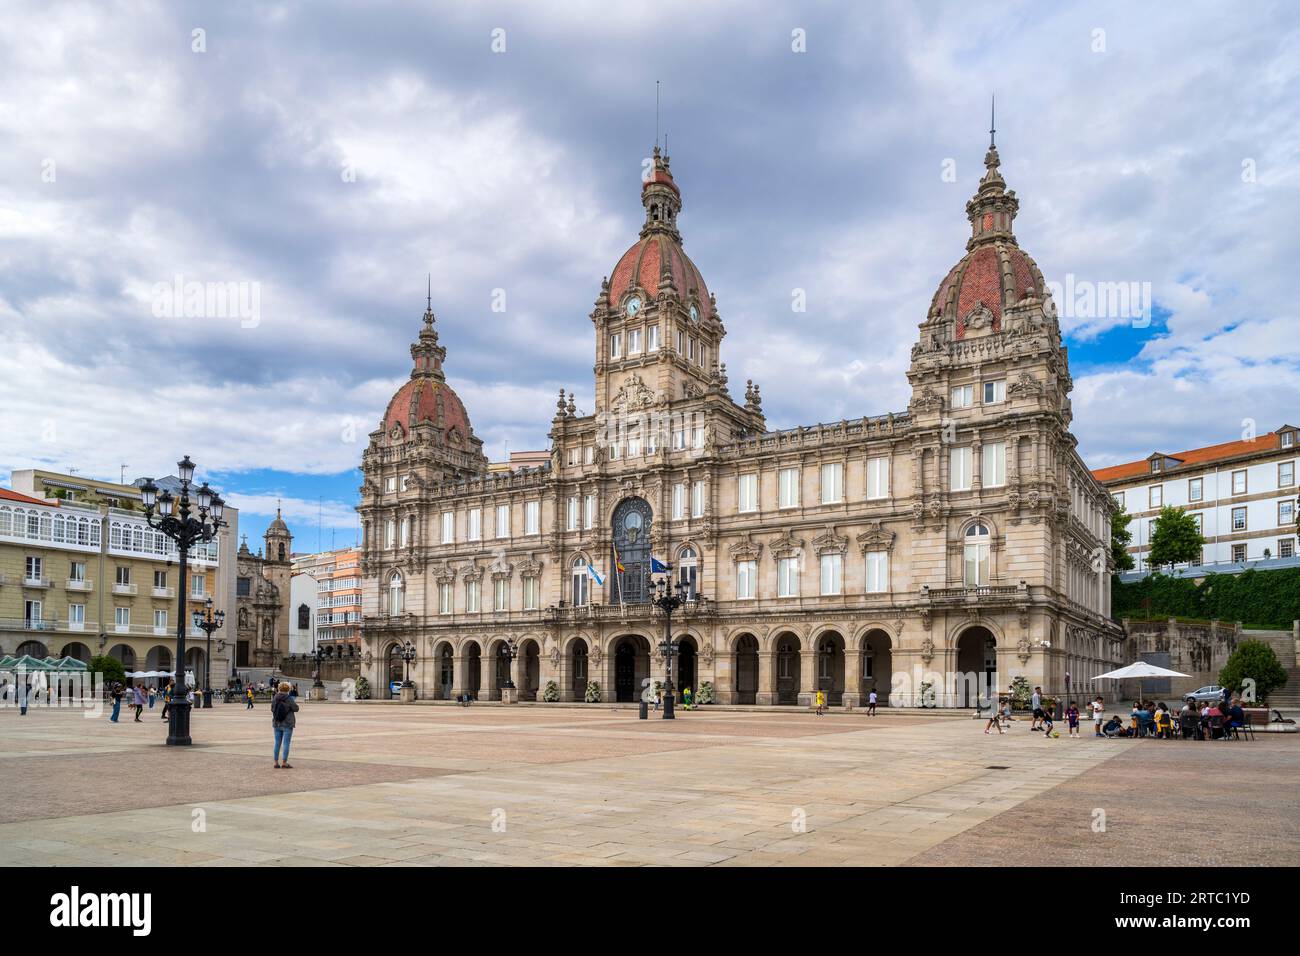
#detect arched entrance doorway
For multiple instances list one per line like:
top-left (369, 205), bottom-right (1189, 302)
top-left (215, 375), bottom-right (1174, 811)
top-left (815, 631), bottom-right (845, 706)
top-left (955, 626), bottom-right (998, 708)
top-left (676, 636), bottom-right (697, 700)
top-left (734, 634), bottom-right (759, 704)
top-left (16, 640), bottom-right (49, 659)
top-left (385, 642), bottom-right (405, 698)
top-left (519, 640), bottom-right (541, 701)
top-left (108, 644), bottom-right (135, 673)
top-left (58, 642), bottom-right (92, 663)
top-left (860, 630), bottom-right (893, 706)
top-left (611, 635), bottom-right (650, 702)
top-left (463, 642), bottom-right (482, 699)
top-left (569, 639), bottom-right (588, 701)
top-left (436, 643), bottom-right (454, 700)
top-left (185, 647), bottom-right (206, 689)
top-left (611, 498), bottom-right (653, 605)
top-left (774, 633), bottom-right (801, 705)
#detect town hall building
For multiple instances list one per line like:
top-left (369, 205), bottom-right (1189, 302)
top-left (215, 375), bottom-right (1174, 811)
top-left (357, 137), bottom-right (1124, 708)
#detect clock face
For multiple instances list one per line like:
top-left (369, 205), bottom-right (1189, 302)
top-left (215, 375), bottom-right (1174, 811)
top-left (689, 305), bottom-right (699, 322)
top-left (626, 296), bottom-right (642, 316)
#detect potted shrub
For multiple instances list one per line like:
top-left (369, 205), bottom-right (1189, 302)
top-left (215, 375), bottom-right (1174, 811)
top-left (1220, 639), bottom-right (1287, 725)
top-left (542, 680), bottom-right (559, 702)
top-left (354, 675), bottom-right (371, 700)
top-left (697, 681), bottom-right (715, 705)
top-left (584, 680), bottom-right (602, 703)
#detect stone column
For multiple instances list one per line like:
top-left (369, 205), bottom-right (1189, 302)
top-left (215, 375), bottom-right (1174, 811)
top-left (479, 654), bottom-right (494, 701)
top-left (843, 648), bottom-right (861, 709)
top-left (797, 649), bottom-right (816, 708)
top-left (755, 651), bottom-right (775, 706)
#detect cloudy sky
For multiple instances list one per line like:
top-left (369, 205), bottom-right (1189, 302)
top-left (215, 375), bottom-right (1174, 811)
top-left (2, 0), bottom-right (1297, 549)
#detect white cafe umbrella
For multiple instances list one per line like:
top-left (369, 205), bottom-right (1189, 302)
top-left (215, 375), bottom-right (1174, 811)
top-left (1092, 661), bottom-right (1189, 704)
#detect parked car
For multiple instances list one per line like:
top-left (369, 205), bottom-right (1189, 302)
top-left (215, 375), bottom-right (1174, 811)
top-left (1186, 685), bottom-right (1224, 703)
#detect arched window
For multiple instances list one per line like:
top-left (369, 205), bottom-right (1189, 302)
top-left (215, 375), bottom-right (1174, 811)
top-left (297, 604), bottom-right (310, 631)
top-left (388, 571), bottom-right (404, 615)
top-left (963, 523), bottom-right (991, 587)
top-left (677, 546), bottom-right (698, 599)
top-left (571, 557), bottom-right (590, 606)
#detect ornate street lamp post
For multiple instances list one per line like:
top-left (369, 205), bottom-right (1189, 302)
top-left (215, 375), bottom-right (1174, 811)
top-left (499, 637), bottom-right (518, 689)
top-left (191, 596), bottom-right (225, 709)
top-left (140, 457), bottom-right (226, 746)
top-left (396, 639), bottom-right (417, 688)
top-left (652, 569), bottom-right (688, 720)
top-left (311, 639), bottom-right (327, 690)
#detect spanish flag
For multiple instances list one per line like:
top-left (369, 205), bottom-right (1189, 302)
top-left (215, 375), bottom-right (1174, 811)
top-left (613, 544), bottom-right (626, 575)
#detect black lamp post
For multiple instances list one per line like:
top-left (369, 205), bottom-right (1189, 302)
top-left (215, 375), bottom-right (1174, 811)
top-left (311, 638), bottom-right (326, 690)
top-left (191, 596), bottom-right (224, 709)
top-left (396, 639), bottom-right (417, 688)
top-left (651, 569), bottom-right (688, 720)
top-left (140, 457), bottom-right (225, 746)
top-left (499, 637), bottom-right (518, 689)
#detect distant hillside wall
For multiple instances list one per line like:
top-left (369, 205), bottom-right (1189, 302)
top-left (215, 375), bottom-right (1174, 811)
top-left (1120, 618), bottom-right (1241, 701)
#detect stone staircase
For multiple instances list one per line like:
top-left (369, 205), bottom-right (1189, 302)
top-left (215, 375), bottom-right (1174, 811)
top-left (1268, 666), bottom-right (1300, 711)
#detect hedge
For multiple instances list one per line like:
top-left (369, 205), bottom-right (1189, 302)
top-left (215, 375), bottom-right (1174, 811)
top-left (1113, 567), bottom-right (1300, 630)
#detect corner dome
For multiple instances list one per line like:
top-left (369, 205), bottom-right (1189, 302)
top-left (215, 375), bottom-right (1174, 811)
top-left (379, 296), bottom-right (476, 446)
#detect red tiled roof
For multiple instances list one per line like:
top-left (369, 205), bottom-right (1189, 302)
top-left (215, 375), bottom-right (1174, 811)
top-left (382, 377), bottom-right (472, 444)
top-left (0, 487), bottom-right (53, 506)
top-left (930, 242), bottom-right (1042, 337)
top-left (1092, 433), bottom-right (1283, 483)
top-left (608, 233), bottom-right (709, 310)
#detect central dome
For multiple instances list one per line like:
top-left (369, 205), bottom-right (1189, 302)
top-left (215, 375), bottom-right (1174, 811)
top-left (928, 143), bottom-right (1046, 338)
top-left (379, 299), bottom-right (476, 448)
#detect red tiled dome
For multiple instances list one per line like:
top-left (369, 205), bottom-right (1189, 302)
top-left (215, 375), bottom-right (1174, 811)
top-left (608, 233), bottom-right (709, 310)
top-left (930, 241), bottom-right (1044, 338)
top-left (382, 377), bottom-right (472, 444)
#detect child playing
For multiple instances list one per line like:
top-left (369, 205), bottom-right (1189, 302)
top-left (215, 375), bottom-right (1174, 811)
top-left (983, 699), bottom-right (1005, 735)
top-left (1091, 696), bottom-right (1105, 737)
top-left (1066, 701), bottom-right (1081, 737)
top-left (867, 687), bottom-right (878, 715)
top-left (814, 689), bottom-right (826, 716)
top-left (1041, 706), bottom-right (1058, 738)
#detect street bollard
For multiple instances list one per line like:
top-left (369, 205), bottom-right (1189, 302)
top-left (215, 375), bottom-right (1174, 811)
top-left (639, 699), bottom-right (648, 719)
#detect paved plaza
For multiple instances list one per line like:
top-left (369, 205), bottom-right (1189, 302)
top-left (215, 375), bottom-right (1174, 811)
top-left (1, 701), bottom-right (1296, 867)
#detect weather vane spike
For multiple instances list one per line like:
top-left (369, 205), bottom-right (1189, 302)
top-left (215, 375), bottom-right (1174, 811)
top-left (990, 93), bottom-right (996, 148)
top-left (426, 272), bottom-right (432, 311)
top-left (655, 80), bottom-right (660, 150)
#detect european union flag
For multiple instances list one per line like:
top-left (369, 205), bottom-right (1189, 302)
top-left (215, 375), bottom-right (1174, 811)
top-left (650, 557), bottom-right (669, 574)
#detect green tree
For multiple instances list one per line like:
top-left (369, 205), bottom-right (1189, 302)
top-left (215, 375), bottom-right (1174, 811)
top-left (90, 655), bottom-right (126, 687)
top-left (1147, 506), bottom-right (1205, 570)
top-left (1219, 640), bottom-right (1288, 703)
top-left (1110, 507), bottom-right (1135, 572)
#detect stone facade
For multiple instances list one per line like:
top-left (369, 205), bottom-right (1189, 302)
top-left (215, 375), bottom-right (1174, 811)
top-left (359, 140), bottom-right (1125, 707)
top-left (233, 511), bottom-right (293, 669)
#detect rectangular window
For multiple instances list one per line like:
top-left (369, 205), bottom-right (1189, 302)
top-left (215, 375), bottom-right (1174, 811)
top-left (981, 442), bottom-right (1006, 488)
top-left (385, 476), bottom-right (396, 493)
top-left (584, 494), bottom-right (596, 529)
top-left (688, 337), bottom-right (697, 363)
top-left (24, 599), bottom-right (42, 623)
top-left (154, 609), bottom-right (167, 630)
top-left (68, 561), bottom-right (85, 583)
top-left (584, 445), bottom-right (595, 465)
top-left (609, 441), bottom-right (620, 461)
top-left (151, 569), bottom-right (164, 589)
top-left (442, 512), bottom-right (454, 544)
top-left (672, 426), bottom-right (686, 450)
top-left (523, 577), bottom-right (539, 610)
top-left (627, 328), bottom-right (642, 354)
top-left (691, 425), bottom-right (705, 449)
top-left (1188, 478), bottom-right (1203, 502)
top-left (819, 553), bottom-right (843, 595)
top-left (1280, 499), bottom-right (1295, 525)
top-left (494, 578), bottom-right (508, 612)
top-left (672, 483), bottom-right (686, 520)
top-left (610, 333), bottom-right (622, 359)
top-left (116, 566), bottom-right (130, 585)
top-left (384, 520), bottom-right (395, 549)
top-left (676, 329), bottom-right (685, 354)
top-left (191, 574), bottom-right (205, 597)
top-left (1149, 485), bottom-right (1163, 508)
top-left (737, 560), bottom-right (757, 599)
top-left (1280, 462), bottom-right (1295, 487)
top-left (738, 474), bottom-right (758, 513)
top-left (1280, 539), bottom-right (1295, 559)
top-left (1191, 512), bottom-right (1203, 533)
top-left (495, 504), bottom-right (510, 539)
top-left (950, 447), bottom-right (973, 491)
top-left (866, 457), bottom-right (890, 500)
top-left (865, 551), bottom-right (889, 593)
top-left (567, 447), bottom-right (578, 466)
top-left (820, 462), bottom-right (844, 504)
top-left (778, 467), bottom-right (800, 509)
top-left (466, 580), bottom-right (480, 613)
top-left (439, 582), bottom-right (452, 615)
top-left (691, 480), bottom-right (706, 518)
top-left (399, 517), bottom-right (410, 548)
top-left (468, 508), bottom-right (481, 541)
top-left (115, 607), bottom-right (129, 629)
top-left (647, 325), bottom-right (660, 352)
top-left (399, 475), bottom-right (409, 492)
top-left (1232, 506), bottom-right (1247, 531)
top-left (777, 557), bottom-right (799, 597)
top-left (1112, 491), bottom-right (1125, 509)
top-left (25, 556), bottom-right (41, 581)
top-left (627, 429), bottom-right (642, 457)
top-left (982, 379), bottom-right (1006, 404)
top-left (566, 496), bottom-right (579, 531)
top-left (1232, 470), bottom-right (1247, 495)
top-left (950, 384), bottom-right (974, 409)
top-left (68, 603), bottom-right (85, 625)
top-left (1232, 543), bottom-right (1247, 562)
top-left (525, 501), bottom-right (540, 535)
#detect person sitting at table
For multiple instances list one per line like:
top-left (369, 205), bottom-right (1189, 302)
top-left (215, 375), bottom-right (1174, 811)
top-left (1227, 697), bottom-right (1245, 734)
top-left (1153, 702), bottom-right (1172, 739)
top-left (1205, 701), bottom-right (1225, 739)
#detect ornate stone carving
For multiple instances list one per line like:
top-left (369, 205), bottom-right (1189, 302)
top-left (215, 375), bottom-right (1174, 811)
top-left (812, 525), bottom-right (848, 556)
top-left (1009, 371), bottom-right (1043, 398)
top-left (1017, 635), bottom-right (1032, 663)
top-left (856, 521), bottom-right (896, 552)
top-left (963, 301), bottom-right (995, 332)
top-left (912, 386), bottom-right (944, 412)
top-left (770, 529), bottom-right (804, 559)
top-left (729, 533), bottom-right (762, 563)
top-left (611, 373), bottom-right (656, 412)
top-left (920, 635), bottom-right (935, 663)
top-left (701, 643), bottom-right (715, 664)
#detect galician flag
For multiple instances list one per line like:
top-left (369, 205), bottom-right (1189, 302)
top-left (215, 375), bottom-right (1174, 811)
top-left (586, 563), bottom-right (604, 586)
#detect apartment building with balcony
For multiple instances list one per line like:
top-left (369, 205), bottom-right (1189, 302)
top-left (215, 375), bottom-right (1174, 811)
top-left (3, 468), bottom-right (240, 685)
top-left (1093, 424), bottom-right (1300, 571)
top-left (292, 546), bottom-right (362, 655)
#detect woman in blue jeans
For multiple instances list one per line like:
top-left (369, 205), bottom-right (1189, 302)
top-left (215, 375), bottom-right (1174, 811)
top-left (271, 680), bottom-right (300, 769)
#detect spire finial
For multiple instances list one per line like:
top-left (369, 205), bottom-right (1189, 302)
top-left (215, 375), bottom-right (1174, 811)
top-left (427, 273), bottom-right (432, 312)
top-left (989, 94), bottom-right (996, 148)
top-left (655, 80), bottom-right (660, 150)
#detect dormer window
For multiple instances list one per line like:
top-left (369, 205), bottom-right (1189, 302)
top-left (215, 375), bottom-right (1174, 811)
top-left (1282, 429), bottom-right (1296, 448)
top-left (1150, 460), bottom-right (1161, 473)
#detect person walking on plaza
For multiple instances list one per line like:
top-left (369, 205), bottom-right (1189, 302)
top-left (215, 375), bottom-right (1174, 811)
top-left (1091, 696), bottom-right (1105, 737)
top-left (1030, 686), bottom-right (1044, 731)
top-left (271, 680), bottom-right (299, 769)
top-left (1041, 704), bottom-right (1057, 738)
top-left (682, 686), bottom-right (693, 711)
top-left (19, 681), bottom-right (29, 717)
top-left (160, 681), bottom-right (173, 720)
top-left (984, 700), bottom-right (1004, 734)
top-left (148, 686), bottom-right (156, 710)
top-left (132, 683), bottom-right (145, 722)
top-left (1065, 701), bottom-right (1081, 737)
top-left (867, 686), bottom-right (878, 715)
top-left (815, 688), bottom-right (826, 716)
top-left (246, 686), bottom-right (255, 710)
top-left (109, 682), bottom-right (123, 723)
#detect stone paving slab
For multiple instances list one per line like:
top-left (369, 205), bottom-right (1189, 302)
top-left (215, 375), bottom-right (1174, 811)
top-left (2, 701), bottom-right (1286, 866)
